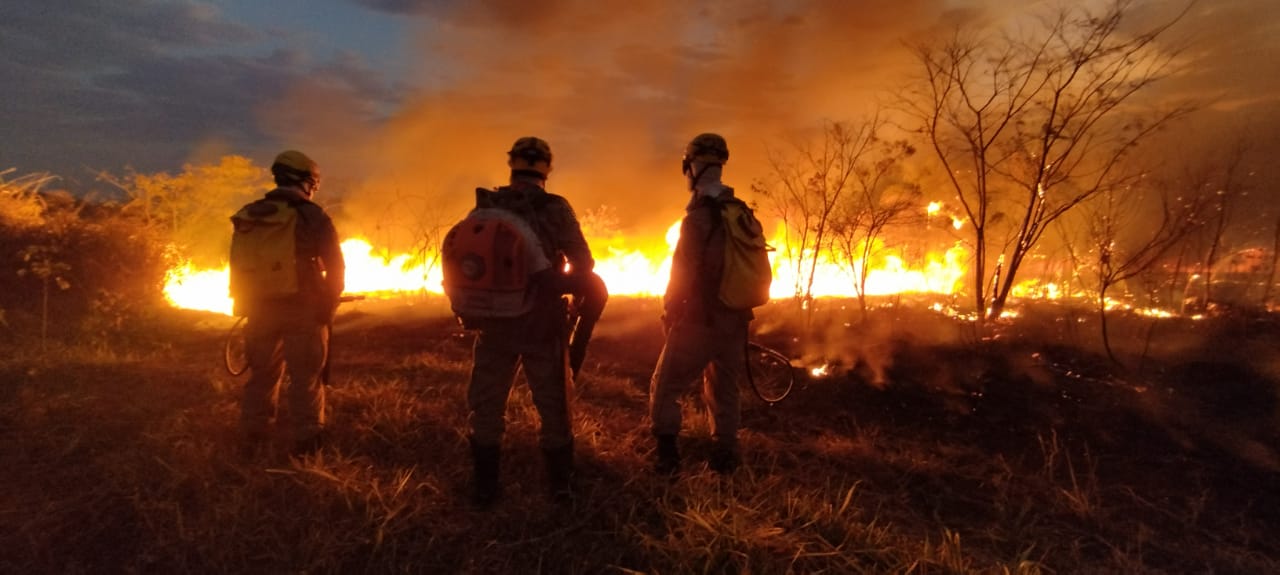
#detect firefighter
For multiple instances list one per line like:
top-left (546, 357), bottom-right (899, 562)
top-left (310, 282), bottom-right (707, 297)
top-left (649, 133), bottom-right (752, 475)
top-left (234, 150), bottom-right (345, 456)
top-left (464, 137), bottom-right (596, 506)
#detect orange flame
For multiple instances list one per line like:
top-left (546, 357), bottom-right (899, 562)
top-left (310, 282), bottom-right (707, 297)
top-left (164, 223), bottom-right (970, 316)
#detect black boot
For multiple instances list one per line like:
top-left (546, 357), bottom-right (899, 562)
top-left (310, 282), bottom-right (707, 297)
top-left (469, 438), bottom-right (501, 508)
top-left (543, 443), bottom-right (575, 503)
top-left (709, 442), bottom-right (740, 475)
top-left (655, 434), bottom-right (680, 476)
top-left (290, 429), bottom-right (326, 457)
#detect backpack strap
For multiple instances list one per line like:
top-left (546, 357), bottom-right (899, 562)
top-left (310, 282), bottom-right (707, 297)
top-left (701, 195), bottom-right (730, 247)
top-left (489, 185), bottom-right (559, 262)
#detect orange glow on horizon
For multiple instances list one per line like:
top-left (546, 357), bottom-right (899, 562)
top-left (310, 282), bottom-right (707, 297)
top-left (163, 222), bottom-right (972, 316)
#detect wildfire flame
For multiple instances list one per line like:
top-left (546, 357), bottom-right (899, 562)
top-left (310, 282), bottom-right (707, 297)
top-left (164, 222), bottom-right (971, 316)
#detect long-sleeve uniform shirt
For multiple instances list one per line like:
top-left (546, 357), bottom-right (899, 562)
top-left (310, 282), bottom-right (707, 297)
top-left (664, 189), bottom-right (753, 326)
top-left (466, 178), bottom-right (595, 450)
top-left (239, 184), bottom-right (345, 445)
top-left (649, 186), bottom-right (751, 447)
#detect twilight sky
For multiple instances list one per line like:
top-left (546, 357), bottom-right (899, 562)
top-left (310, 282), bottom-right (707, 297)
top-left (2, 0), bottom-right (1278, 239)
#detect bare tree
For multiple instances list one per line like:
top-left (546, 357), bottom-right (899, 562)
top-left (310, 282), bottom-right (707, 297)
top-left (15, 192), bottom-right (81, 353)
top-left (1083, 177), bottom-right (1205, 363)
top-left (901, 0), bottom-right (1192, 321)
top-left (1264, 214), bottom-right (1280, 308)
top-left (1186, 139), bottom-right (1251, 312)
top-left (828, 134), bottom-right (921, 321)
top-left (367, 185), bottom-right (453, 292)
top-left (753, 119), bottom-right (884, 325)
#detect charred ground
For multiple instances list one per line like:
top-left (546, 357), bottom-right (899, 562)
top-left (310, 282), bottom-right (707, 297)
top-left (1, 296), bottom-right (1278, 573)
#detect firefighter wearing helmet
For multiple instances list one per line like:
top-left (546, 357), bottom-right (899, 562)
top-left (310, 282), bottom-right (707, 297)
top-left (649, 132), bottom-right (753, 475)
top-left (462, 136), bottom-right (597, 506)
top-left (231, 149), bottom-right (346, 456)
top-left (681, 133), bottom-right (730, 186)
top-left (271, 150), bottom-right (322, 196)
top-left (507, 136), bottom-right (554, 178)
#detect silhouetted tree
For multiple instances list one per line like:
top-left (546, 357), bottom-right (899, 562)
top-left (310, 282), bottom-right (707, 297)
top-left (1265, 214), bottom-right (1280, 308)
top-left (825, 116), bottom-right (921, 320)
top-left (1185, 139), bottom-right (1253, 312)
top-left (360, 184), bottom-right (454, 292)
top-left (754, 119), bottom-right (885, 326)
top-left (3, 170), bottom-right (57, 347)
top-left (1082, 176), bottom-right (1205, 363)
top-left (0, 169), bottom-right (51, 229)
top-left (901, 0), bottom-right (1193, 321)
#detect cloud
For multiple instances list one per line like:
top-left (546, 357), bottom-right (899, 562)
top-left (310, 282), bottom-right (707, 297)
top-left (350, 0), bottom-right (643, 28)
top-left (0, 1), bottom-right (403, 175)
top-left (0, 0), bottom-right (256, 73)
top-left (3, 0), bottom-right (1277, 245)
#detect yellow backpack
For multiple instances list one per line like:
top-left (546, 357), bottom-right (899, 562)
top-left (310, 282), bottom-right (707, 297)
top-left (717, 198), bottom-right (773, 309)
top-left (229, 199), bottom-right (301, 311)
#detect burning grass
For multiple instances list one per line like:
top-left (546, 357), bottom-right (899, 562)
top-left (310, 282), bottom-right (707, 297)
top-left (1, 297), bottom-right (1279, 573)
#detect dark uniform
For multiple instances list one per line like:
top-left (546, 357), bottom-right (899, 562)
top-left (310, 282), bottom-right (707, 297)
top-left (466, 179), bottom-right (595, 451)
top-left (649, 191), bottom-right (752, 461)
top-left (465, 137), bottom-right (595, 505)
top-left (236, 152), bottom-right (345, 454)
top-left (649, 132), bottom-right (750, 474)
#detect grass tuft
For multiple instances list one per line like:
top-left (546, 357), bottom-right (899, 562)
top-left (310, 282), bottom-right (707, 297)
top-left (2, 301), bottom-right (1279, 573)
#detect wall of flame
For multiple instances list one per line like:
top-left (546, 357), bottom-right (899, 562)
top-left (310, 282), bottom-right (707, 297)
top-left (164, 224), bottom-right (969, 316)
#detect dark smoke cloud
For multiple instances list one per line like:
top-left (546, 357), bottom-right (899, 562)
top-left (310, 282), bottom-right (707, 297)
top-left (1131, 0), bottom-right (1280, 240)
top-left (3, 0), bottom-right (1277, 250)
top-left (342, 0), bottom-right (962, 241)
top-left (1133, 0), bottom-right (1280, 108)
top-left (344, 1), bottom-right (1276, 237)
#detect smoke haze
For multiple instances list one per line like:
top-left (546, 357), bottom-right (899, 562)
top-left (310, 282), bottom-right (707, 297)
top-left (329, 0), bottom-right (1280, 246)
top-left (1, 1), bottom-right (1277, 249)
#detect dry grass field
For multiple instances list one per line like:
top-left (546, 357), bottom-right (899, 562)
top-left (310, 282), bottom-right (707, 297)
top-left (2, 296), bottom-right (1279, 573)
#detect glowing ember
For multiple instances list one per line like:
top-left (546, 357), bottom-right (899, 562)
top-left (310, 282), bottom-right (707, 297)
top-left (810, 364), bottom-right (830, 378)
